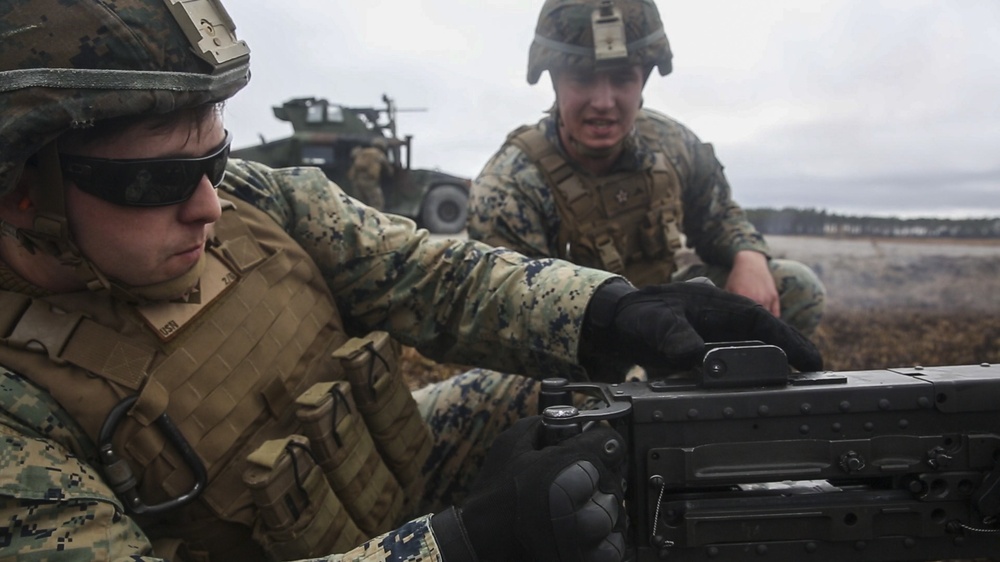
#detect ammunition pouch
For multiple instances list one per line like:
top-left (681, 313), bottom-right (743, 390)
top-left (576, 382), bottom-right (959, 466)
top-left (244, 435), bottom-right (364, 559)
top-left (335, 332), bottom-right (433, 505)
top-left (243, 332), bottom-right (432, 557)
top-left (295, 380), bottom-right (404, 535)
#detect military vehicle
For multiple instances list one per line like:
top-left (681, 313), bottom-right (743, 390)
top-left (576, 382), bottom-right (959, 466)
top-left (232, 95), bottom-right (470, 233)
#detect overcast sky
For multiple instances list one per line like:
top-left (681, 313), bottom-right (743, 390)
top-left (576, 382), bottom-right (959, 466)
top-left (223, 1), bottom-right (1000, 219)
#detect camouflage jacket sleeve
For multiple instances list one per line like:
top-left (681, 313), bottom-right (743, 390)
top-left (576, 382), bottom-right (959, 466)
top-left (467, 140), bottom-right (563, 258)
top-left (0, 369), bottom-right (157, 561)
top-left (646, 110), bottom-right (770, 266)
top-left (222, 160), bottom-right (616, 379)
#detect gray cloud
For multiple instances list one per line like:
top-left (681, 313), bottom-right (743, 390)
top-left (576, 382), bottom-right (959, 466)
top-left (224, 1), bottom-right (1000, 218)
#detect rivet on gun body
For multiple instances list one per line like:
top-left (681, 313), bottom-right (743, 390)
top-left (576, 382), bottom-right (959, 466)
top-left (800, 402), bottom-right (811, 414)
top-left (757, 405), bottom-right (770, 416)
top-left (687, 409), bottom-right (699, 419)
top-left (839, 400), bottom-right (852, 412)
top-left (879, 399), bottom-right (891, 410)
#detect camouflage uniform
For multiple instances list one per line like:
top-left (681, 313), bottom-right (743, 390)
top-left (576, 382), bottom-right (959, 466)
top-left (347, 146), bottom-right (390, 210)
top-left (468, 109), bottom-right (826, 337)
top-left (0, 159), bottom-right (608, 561)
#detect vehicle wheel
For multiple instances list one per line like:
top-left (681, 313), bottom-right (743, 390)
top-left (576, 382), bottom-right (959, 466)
top-left (421, 184), bottom-right (469, 234)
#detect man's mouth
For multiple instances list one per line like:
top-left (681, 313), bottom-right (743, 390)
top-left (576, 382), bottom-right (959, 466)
top-left (174, 241), bottom-right (205, 260)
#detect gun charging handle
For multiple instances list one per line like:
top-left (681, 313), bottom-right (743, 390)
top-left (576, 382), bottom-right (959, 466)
top-left (539, 378), bottom-right (632, 446)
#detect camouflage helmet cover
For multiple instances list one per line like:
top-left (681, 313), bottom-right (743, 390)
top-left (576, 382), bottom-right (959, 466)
top-left (0, 0), bottom-right (251, 195)
top-left (527, 0), bottom-right (672, 85)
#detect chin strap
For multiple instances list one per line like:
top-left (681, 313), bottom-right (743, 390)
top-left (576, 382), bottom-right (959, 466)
top-left (15, 142), bottom-right (205, 304)
top-left (108, 251), bottom-right (207, 304)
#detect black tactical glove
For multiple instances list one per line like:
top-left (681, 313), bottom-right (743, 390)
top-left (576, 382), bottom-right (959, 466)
top-left (431, 416), bottom-right (626, 562)
top-left (583, 278), bottom-right (824, 373)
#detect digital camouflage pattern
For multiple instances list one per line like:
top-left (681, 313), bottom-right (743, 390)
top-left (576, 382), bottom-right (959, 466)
top-left (0, 157), bottom-right (609, 560)
top-left (224, 160), bottom-right (614, 375)
top-left (348, 146), bottom-right (391, 209)
top-left (527, 0), bottom-right (672, 84)
top-left (470, 109), bottom-right (768, 273)
top-left (468, 109), bottom-right (827, 336)
top-left (0, 366), bottom-right (542, 560)
top-left (0, 0), bottom-right (250, 195)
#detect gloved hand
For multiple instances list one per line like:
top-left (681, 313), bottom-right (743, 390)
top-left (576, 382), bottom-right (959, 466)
top-left (583, 278), bottom-right (824, 373)
top-left (431, 416), bottom-right (626, 562)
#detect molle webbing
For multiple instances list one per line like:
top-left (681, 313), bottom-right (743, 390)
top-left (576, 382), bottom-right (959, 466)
top-left (244, 435), bottom-right (365, 558)
top-left (0, 195), bottom-right (431, 559)
top-left (295, 381), bottom-right (405, 536)
top-left (123, 199), bottom-right (348, 522)
top-left (0, 291), bottom-right (153, 391)
top-left (333, 332), bottom-right (432, 504)
top-left (508, 124), bottom-right (684, 286)
top-left (244, 331), bottom-right (432, 559)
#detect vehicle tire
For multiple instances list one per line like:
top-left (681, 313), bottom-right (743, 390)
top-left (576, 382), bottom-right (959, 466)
top-left (421, 184), bottom-right (469, 234)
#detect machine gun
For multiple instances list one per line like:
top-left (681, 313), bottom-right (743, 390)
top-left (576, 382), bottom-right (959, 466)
top-left (539, 342), bottom-right (1000, 561)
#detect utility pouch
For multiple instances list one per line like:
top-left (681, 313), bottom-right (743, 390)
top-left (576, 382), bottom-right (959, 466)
top-left (295, 381), bottom-right (404, 536)
top-left (243, 435), bottom-right (365, 559)
top-left (334, 332), bottom-right (432, 506)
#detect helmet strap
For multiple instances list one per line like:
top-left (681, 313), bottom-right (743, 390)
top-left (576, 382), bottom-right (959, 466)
top-left (17, 142), bottom-right (206, 303)
top-left (108, 251), bottom-right (207, 304)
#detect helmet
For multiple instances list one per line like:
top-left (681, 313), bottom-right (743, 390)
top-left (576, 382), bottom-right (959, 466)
top-left (0, 0), bottom-right (250, 302)
top-left (372, 137), bottom-right (389, 151)
top-left (527, 0), bottom-right (672, 85)
top-left (0, 0), bottom-right (251, 196)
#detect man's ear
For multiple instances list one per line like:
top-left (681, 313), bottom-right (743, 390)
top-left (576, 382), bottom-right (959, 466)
top-left (0, 170), bottom-right (37, 228)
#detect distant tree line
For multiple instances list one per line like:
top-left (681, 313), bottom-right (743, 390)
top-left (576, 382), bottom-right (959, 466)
top-left (745, 207), bottom-right (1000, 239)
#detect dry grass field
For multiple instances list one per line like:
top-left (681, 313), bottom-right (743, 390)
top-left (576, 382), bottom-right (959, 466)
top-left (769, 235), bottom-right (1000, 371)
top-left (401, 235), bottom-right (1000, 386)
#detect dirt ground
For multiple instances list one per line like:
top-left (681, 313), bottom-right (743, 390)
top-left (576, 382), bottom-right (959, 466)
top-left (401, 235), bottom-right (1000, 386)
top-left (769, 235), bottom-right (1000, 371)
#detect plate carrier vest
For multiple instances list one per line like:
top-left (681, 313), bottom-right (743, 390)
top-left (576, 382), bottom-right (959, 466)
top-left (508, 118), bottom-right (685, 286)
top-left (0, 193), bottom-right (432, 560)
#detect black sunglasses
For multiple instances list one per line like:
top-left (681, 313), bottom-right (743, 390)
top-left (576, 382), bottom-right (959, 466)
top-left (59, 131), bottom-right (232, 207)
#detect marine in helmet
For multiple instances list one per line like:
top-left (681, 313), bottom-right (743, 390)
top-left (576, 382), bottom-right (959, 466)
top-left (347, 137), bottom-right (392, 209)
top-left (0, 0), bottom-right (821, 560)
top-left (469, 0), bottom-right (826, 338)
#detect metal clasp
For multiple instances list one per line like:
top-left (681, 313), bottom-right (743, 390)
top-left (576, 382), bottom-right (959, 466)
top-left (98, 395), bottom-right (207, 515)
